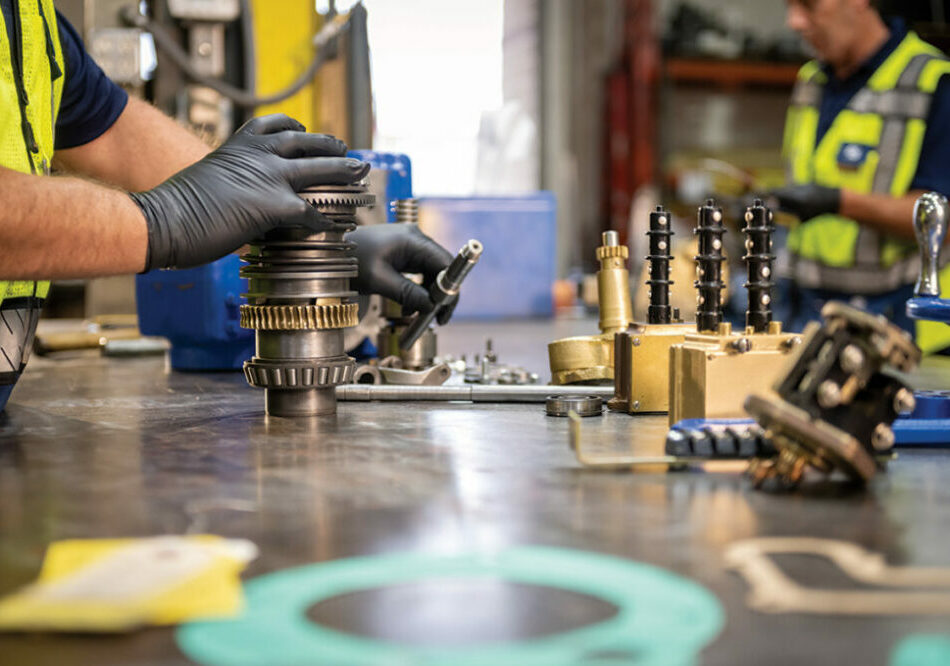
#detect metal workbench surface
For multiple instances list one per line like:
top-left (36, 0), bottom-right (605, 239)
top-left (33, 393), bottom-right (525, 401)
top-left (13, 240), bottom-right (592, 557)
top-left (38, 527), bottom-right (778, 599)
top-left (1, 320), bottom-right (950, 666)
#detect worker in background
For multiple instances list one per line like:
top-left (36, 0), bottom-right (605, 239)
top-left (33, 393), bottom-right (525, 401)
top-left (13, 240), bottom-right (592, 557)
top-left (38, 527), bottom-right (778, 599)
top-left (773, 0), bottom-right (950, 352)
top-left (0, 1), bottom-right (455, 411)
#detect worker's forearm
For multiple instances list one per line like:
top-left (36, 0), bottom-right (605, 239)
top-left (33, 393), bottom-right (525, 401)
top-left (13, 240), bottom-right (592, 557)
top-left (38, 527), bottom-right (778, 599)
top-left (53, 97), bottom-right (211, 190)
top-left (0, 167), bottom-right (146, 279)
top-left (840, 188), bottom-right (924, 241)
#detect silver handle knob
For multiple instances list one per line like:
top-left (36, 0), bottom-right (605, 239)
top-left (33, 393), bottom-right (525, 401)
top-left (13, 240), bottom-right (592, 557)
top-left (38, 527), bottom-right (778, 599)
top-left (914, 191), bottom-right (948, 297)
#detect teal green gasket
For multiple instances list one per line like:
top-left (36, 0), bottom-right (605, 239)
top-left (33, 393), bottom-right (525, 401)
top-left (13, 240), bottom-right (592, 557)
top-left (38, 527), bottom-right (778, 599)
top-left (177, 545), bottom-right (724, 666)
top-left (891, 634), bottom-right (950, 666)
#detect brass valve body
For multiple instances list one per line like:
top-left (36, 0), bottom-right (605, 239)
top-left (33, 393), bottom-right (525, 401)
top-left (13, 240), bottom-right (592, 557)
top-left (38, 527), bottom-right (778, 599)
top-left (548, 231), bottom-right (634, 385)
top-left (608, 322), bottom-right (694, 413)
top-left (668, 321), bottom-right (802, 424)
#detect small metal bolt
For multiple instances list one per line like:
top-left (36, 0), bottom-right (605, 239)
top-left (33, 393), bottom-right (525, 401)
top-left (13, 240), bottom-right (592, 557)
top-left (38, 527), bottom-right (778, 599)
top-left (731, 337), bottom-right (751, 353)
top-left (713, 238), bottom-right (722, 250)
top-left (893, 388), bottom-right (916, 415)
top-left (839, 344), bottom-right (865, 374)
top-left (745, 211), bottom-right (753, 223)
top-left (633, 400), bottom-right (640, 410)
top-left (658, 215), bottom-right (668, 226)
top-left (198, 41), bottom-right (212, 57)
top-left (871, 423), bottom-right (895, 451)
top-left (698, 296), bottom-right (705, 305)
top-left (817, 380), bottom-right (841, 408)
top-left (658, 240), bottom-right (668, 251)
top-left (632, 337), bottom-right (641, 346)
top-left (784, 336), bottom-right (803, 350)
top-left (713, 210), bottom-right (722, 222)
top-left (762, 294), bottom-right (771, 305)
top-left (761, 266), bottom-right (771, 278)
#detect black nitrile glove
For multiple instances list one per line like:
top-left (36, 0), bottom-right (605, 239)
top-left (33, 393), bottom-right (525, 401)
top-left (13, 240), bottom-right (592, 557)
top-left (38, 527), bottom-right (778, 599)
top-left (132, 114), bottom-right (370, 271)
top-left (771, 184), bottom-right (841, 222)
top-left (348, 223), bottom-right (458, 324)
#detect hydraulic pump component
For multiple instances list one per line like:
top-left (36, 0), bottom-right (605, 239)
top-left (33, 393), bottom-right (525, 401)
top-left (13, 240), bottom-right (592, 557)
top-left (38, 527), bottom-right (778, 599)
top-left (668, 321), bottom-right (801, 424)
top-left (694, 199), bottom-right (726, 333)
top-left (668, 199), bottom-right (799, 424)
top-left (609, 206), bottom-right (691, 413)
top-left (549, 231), bottom-right (635, 385)
top-left (742, 199), bottom-right (775, 333)
top-left (241, 184), bottom-right (375, 417)
top-left (647, 205), bottom-right (675, 325)
top-left (745, 302), bottom-right (921, 487)
top-left (399, 239), bottom-right (483, 349)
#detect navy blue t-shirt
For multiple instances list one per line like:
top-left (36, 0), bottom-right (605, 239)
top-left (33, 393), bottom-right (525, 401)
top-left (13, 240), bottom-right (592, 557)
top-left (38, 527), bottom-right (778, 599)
top-left (0, 1), bottom-right (127, 150)
top-left (816, 18), bottom-right (950, 197)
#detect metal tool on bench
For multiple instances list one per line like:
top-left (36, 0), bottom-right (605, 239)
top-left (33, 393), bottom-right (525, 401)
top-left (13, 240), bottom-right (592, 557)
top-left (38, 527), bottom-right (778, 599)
top-left (337, 383), bottom-right (614, 403)
top-left (906, 191), bottom-right (950, 324)
top-left (744, 302), bottom-right (920, 488)
top-left (241, 185), bottom-right (374, 417)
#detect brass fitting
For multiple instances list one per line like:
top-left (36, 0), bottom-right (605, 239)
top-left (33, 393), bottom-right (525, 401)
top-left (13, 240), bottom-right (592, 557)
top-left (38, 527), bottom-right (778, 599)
top-left (668, 321), bottom-right (802, 424)
top-left (548, 231), bottom-right (634, 385)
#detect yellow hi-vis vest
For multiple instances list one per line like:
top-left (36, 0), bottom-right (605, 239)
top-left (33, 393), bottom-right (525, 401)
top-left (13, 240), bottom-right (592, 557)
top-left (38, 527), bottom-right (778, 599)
top-left (0, 0), bottom-right (64, 385)
top-left (783, 30), bottom-right (950, 353)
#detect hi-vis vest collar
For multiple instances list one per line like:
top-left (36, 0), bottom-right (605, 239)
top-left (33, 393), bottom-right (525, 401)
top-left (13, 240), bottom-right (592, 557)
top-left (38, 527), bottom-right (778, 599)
top-left (783, 30), bottom-right (950, 295)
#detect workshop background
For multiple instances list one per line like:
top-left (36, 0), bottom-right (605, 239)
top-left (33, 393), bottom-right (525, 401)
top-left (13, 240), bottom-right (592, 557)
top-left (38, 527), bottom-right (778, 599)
top-left (4, 1), bottom-right (950, 665)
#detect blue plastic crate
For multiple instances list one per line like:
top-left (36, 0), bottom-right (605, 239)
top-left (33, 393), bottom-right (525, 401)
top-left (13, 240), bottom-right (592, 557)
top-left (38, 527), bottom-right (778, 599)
top-left (418, 193), bottom-right (556, 319)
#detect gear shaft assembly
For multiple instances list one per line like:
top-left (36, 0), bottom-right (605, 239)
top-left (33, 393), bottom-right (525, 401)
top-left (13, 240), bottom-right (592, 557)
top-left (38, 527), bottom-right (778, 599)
top-left (240, 185), bottom-right (375, 416)
top-left (743, 199), bottom-right (775, 333)
top-left (694, 199), bottom-right (726, 333)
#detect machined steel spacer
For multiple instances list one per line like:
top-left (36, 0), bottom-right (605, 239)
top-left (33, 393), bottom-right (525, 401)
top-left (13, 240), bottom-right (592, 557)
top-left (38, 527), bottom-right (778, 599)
top-left (240, 303), bottom-right (360, 331)
top-left (596, 245), bottom-right (628, 261)
top-left (545, 395), bottom-right (604, 417)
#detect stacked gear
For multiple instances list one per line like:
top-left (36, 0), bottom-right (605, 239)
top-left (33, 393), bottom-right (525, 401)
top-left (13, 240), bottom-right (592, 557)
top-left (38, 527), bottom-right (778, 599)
top-left (0, 0), bottom-right (65, 411)
top-left (782, 30), bottom-right (950, 352)
top-left (694, 199), bottom-right (726, 333)
top-left (743, 199), bottom-right (775, 332)
top-left (647, 205), bottom-right (675, 325)
top-left (745, 302), bottom-right (920, 488)
top-left (241, 185), bottom-right (375, 417)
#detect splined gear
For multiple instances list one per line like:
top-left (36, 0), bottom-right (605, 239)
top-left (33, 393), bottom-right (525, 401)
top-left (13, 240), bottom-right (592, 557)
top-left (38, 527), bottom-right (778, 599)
top-left (596, 245), bottom-right (628, 260)
top-left (244, 356), bottom-right (356, 389)
top-left (240, 303), bottom-right (359, 331)
top-left (300, 186), bottom-right (377, 215)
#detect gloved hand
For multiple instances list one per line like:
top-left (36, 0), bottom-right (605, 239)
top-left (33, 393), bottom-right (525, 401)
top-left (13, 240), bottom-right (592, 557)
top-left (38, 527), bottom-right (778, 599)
top-left (771, 184), bottom-right (841, 222)
top-left (348, 223), bottom-right (458, 324)
top-left (131, 114), bottom-right (370, 271)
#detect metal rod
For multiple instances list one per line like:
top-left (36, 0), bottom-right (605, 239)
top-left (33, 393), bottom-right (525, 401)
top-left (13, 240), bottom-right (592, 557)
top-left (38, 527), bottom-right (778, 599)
top-left (336, 383), bottom-right (615, 403)
top-left (399, 239), bottom-right (483, 349)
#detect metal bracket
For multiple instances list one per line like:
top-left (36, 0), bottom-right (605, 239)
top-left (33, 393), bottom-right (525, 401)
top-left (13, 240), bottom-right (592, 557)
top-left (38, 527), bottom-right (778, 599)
top-left (725, 537), bottom-right (950, 615)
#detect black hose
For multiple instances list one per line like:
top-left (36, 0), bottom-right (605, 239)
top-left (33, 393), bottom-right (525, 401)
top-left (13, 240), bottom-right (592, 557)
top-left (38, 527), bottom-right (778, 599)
top-left (120, 4), bottom-right (349, 109)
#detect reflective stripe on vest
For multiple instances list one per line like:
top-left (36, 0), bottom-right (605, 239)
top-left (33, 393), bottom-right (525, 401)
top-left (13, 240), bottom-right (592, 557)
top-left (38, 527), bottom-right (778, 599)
top-left (0, 0), bottom-right (63, 385)
top-left (782, 31), bottom-right (950, 352)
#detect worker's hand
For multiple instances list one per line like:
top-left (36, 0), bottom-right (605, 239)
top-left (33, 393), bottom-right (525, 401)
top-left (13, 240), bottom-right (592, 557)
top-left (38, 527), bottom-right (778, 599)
top-left (771, 184), bottom-right (841, 222)
top-left (348, 223), bottom-right (458, 324)
top-left (131, 114), bottom-right (370, 271)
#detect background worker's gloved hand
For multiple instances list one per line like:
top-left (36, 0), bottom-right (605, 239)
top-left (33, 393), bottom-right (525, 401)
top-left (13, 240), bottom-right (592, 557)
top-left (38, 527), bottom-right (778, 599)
top-left (771, 184), bottom-right (841, 222)
top-left (131, 114), bottom-right (370, 271)
top-left (348, 223), bottom-right (459, 324)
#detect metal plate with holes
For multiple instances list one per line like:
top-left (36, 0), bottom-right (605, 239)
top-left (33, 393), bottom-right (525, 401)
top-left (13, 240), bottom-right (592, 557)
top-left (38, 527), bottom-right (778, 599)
top-left (546, 395), bottom-right (603, 417)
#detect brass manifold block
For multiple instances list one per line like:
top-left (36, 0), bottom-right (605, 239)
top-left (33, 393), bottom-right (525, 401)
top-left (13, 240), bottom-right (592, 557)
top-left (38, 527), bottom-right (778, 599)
top-left (668, 321), bottom-right (802, 424)
top-left (608, 322), bottom-right (695, 413)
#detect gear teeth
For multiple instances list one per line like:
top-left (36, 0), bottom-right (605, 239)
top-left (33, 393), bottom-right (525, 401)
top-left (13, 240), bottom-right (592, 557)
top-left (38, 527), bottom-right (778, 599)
top-left (243, 357), bottom-right (355, 389)
top-left (300, 191), bottom-right (377, 208)
top-left (240, 303), bottom-right (359, 330)
top-left (596, 245), bottom-right (628, 260)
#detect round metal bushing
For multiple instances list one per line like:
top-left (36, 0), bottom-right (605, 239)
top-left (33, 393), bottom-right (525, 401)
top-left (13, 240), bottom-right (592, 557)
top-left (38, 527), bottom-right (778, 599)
top-left (545, 395), bottom-right (604, 417)
top-left (243, 356), bottom-right (355, 389)
top-left (240, 303), bottom-right (360, 331)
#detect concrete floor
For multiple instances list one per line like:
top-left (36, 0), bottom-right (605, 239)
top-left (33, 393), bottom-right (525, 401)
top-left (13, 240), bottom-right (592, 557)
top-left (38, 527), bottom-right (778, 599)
top-left (1, 319), bottom-right (950, 665)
